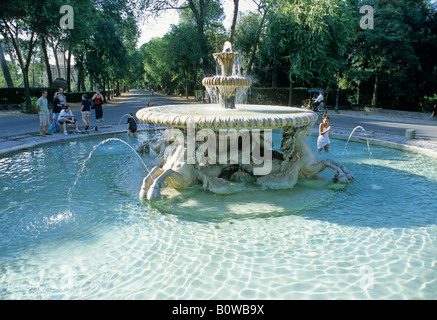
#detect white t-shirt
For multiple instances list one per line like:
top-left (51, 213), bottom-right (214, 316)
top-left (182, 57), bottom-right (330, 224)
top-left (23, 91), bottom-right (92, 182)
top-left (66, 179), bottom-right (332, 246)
top-left (58, 109), bottom-right (74, 121)
top-left (315, 93), bottom-right (324, 103)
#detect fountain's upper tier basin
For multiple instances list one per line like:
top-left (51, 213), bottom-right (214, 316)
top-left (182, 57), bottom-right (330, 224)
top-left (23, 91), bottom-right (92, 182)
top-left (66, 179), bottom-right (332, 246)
top-left (136, 104), bottom-right (318, 129)
top-left (202, 76), bottom-right (252, 87)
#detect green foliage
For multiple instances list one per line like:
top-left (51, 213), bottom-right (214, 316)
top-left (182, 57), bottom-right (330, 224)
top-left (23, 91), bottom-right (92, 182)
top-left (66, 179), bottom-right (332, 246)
top-left (76, 0), bottom-right (138, 87)
top-left (0, 87), bottom-right (57, 104)
top-left (270, 0), bottom-right (354, 86)
top-left (233, 11), bottom-right (265, 69)
top-left (347, 0), bottom-right (437, 110)
top-left (246, 86), bottom-right (353, 107)
top-left (247, 87), bottom-right (308, 106)
top-left (20, 96), bottom-right (38, 114)
top-left (141, 37), bottom-right (172, 89)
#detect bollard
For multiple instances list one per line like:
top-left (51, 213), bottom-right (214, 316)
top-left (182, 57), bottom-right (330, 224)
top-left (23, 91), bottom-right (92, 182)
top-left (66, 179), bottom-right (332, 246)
top-left (405, 129), bottom-right (415, 139)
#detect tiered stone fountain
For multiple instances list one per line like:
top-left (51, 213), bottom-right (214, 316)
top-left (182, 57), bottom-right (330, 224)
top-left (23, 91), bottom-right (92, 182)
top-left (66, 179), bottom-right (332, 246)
top-left (136, 42), bottom-right (353, 201)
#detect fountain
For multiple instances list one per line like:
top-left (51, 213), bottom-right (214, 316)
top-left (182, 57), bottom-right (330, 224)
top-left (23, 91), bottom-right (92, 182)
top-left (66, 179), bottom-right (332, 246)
top-left (136, 42), bottom-right (354, 201)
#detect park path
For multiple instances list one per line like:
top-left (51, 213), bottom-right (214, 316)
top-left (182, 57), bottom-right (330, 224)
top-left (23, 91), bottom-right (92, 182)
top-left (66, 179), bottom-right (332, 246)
top-left (0, 89), bottom-right (196, 138)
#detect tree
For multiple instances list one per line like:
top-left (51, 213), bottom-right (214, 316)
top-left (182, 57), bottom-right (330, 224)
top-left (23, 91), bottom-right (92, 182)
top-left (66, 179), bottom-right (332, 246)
top-left (279, 0), bottom-right (354, 85)
top-left (228, 0), bottom-right (239, 42)
top-left (142, 37), bottom-right (173, 90)
top-left (66, 0), bottom-right (139, 95)
top-left (167, 22), bottom-right (202, 97)
top-left (349, 0), bottom-right (437, 109)
top-left (138, 0), bottom-right (224, 76)
top-left (0, 40), bottom-right (14, 88)
top-left (242, 0), bottom-right (270, 76)
top-left (0, 0), bottom-right (45, 109)
top-left (126, 48), bottom-right (147, 88)
top-left (253, 0), bottom-right (354, 104)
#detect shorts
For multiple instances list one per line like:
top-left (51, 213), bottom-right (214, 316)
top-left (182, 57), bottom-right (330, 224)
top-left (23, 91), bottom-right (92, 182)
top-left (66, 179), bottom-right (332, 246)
top-left (39, 114), bottom-right (50, 126)
top-left (128, 126), bottom-right (137, 133)
top-left (81, 111), bottom-right (91, 116)
top-left (59, 119), bottom-right (77, 125)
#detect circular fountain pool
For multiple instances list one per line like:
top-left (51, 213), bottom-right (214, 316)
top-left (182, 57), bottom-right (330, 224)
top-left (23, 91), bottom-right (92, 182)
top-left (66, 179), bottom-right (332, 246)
top-left (0, 131), bottom-right (436, 299)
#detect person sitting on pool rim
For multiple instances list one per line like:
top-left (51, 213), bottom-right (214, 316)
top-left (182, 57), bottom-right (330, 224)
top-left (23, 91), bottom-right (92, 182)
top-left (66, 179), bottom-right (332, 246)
top-left (58, 105), bottom-right (81, 135)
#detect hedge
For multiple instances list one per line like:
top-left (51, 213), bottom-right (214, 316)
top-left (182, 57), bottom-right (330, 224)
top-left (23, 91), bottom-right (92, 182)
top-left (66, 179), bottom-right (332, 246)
top-left (246, 87), bottom-right (353, 107)
top-left (0, 87), bottom-right (58, 105)
top-left (0, 88), bottom-right (113, 105)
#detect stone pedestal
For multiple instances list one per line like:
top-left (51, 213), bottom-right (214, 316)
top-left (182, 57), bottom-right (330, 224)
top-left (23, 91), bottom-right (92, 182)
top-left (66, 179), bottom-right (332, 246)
top-left (405, 129), bottom-right (416, 139)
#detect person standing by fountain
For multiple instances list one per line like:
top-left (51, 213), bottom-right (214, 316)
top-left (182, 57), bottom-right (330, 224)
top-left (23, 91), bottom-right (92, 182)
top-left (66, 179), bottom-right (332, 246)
top-left (36, 90), bottom-right (52, 137)
top-left (92, 90), bottom-right (104, 122)
top-left (81, 94), bottom-right (92, 131)
top-left (54, 88), bottom-right (66, 109)
top-left (317, 115), bottom-right (331, 152)
top-left (127, 113), bottom-right (137, 137)
top-left (52, 92), bottom-right (63, 122)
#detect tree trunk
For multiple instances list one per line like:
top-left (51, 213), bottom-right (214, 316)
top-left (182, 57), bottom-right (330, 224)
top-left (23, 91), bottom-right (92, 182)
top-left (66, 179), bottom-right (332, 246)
top-left (3, 23), bottom-right (37, 111)
top-left (40, 36), bottom-right (52, 87)
top-left (272, 48), bottom-right (278, 88)
top-left (23, 68), bottom-right (32, 111)
top-left (246, 3), bottom-right (269, 76)
top-left (288, 76), bottom-right (293, 107)
top-left (228, 0), bottom-right (239, 43)
top-left (66, 49), bottom-right (71, 92)
top-left (185, 70), bottom-right (189, 99)
top-left (356, 86), bottom-right (360, 105)
top-left (77, 67), bottom-right (86, 91)
top-left (102, 81), bottom-right (106, 102)
top-left (188, 0), bottom-right (213, 76)
top-left (0, 41), bottom-right (14, 88)
top-left (52, 43), bottom-right (61, 78)
top-left (372, 69), bottom-right (378, 108)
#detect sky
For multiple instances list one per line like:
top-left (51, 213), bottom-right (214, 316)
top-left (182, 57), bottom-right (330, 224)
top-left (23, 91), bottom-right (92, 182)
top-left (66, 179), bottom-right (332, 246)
top-left (137, 0), bottom-right (258, 47)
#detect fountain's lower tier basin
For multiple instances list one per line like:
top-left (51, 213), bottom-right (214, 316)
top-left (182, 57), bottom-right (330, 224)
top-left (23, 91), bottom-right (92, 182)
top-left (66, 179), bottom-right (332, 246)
top-left (136, 104), bottom-right (318, 129)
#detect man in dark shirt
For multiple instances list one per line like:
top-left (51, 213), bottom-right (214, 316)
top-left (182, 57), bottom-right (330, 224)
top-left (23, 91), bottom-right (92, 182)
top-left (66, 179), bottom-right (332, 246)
top-left (127, 113), bottom-right (137, 137)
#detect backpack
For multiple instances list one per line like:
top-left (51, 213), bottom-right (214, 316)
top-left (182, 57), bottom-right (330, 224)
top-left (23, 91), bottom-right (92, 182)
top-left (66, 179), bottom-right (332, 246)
top-left (49, 118), bottom-right (58, 133)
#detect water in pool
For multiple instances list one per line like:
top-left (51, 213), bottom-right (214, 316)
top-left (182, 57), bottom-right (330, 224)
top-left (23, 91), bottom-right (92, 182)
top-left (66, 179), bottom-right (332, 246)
top-left (0, 130), bottom-right (436, 299)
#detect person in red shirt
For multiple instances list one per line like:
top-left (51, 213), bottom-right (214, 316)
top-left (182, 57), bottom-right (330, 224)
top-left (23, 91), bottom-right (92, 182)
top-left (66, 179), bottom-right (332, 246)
top-left (92, 90), bottom-right (104, 122)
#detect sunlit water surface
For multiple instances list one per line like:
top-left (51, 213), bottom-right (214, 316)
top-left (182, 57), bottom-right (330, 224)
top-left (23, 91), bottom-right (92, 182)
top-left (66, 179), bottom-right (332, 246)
top-left (0, 130), bottom-right (436, 299)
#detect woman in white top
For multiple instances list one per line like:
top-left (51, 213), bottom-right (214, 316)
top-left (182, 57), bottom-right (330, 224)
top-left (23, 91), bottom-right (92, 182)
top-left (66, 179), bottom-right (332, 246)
top-left (317, 115), bottom-right (331, 152)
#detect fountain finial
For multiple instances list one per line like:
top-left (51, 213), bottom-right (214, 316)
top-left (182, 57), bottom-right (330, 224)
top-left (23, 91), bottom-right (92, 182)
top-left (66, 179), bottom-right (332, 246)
top-left (223, 41), bottom-right (232, 52)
